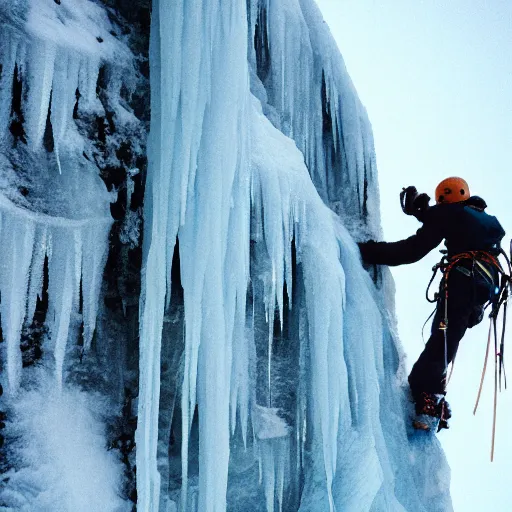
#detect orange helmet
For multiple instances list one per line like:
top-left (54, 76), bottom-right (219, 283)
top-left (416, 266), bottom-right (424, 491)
top-left (435, 177), bottom-right (470, 204)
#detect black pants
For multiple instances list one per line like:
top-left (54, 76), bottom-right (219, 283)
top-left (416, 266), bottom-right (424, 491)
top-left (408, 263), bottom-right (498, 400)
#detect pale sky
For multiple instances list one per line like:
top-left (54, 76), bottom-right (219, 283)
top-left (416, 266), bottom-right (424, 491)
top-left (315, 1), bottom-right (512, 510)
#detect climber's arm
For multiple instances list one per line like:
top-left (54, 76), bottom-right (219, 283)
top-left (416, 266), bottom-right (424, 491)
top-left (358, 222), bottom-right (443, 267)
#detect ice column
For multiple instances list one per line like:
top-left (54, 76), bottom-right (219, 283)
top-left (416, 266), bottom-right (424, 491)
top-left (137, 0), bottom-right (250, 510)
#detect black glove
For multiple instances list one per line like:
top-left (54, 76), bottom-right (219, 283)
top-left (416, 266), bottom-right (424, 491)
top-left (358, 240), bottom-right (378, 262)
top-left (400, 186), bottom-right (418, 216)
top-left (412, 193), bottom-right (431, 221)
top-left (400, 186), bottom-right (430, 221)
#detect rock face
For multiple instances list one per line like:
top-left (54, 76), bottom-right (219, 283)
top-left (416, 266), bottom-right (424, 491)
top-left (0, 1), bottom-right (452, 511)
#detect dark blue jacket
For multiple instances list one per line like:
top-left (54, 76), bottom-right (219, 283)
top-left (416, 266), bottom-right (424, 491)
top-left (360, 197), bottom-right (505, 266)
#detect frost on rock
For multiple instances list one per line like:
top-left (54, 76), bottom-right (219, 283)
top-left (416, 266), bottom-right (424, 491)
top-left (139, 0), bottom-right (451, 511)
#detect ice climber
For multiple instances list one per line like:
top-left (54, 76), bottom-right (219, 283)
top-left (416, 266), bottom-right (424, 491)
top-left (358, 177), bottom-right (506, 431)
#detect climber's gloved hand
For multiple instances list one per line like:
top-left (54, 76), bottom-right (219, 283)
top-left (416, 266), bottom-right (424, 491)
top-left (413, 193), bottom-right (430, 211)
top-left (400, 186), bottom-right (418, 216)
top-left (358, 240), bottom-right (378, 262)
top-left (412, 193), bottom-right (431, 221)
top-left (400, 186), bottom-right (431, 221)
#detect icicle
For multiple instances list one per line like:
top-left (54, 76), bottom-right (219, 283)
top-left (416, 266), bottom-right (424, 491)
top-left (26, 225), bottom-right (48, 326)
top-left (51, 51), bottom-right (80, 173)
top-left (0, 215), bottom-right (36, 393)
top-left (135, 2), bottom-right (168, 510)
top-left (45, 227), bottom-right (80, 388)
top-left (253, 405), bottom-right (290, 512)
top-left (24, 39), bottom-right (56, 149)
top-left (268, 262), bottom-right (276, 406)
top-left (52, 252), bottom-right (74, 390)
top-left (0, 28), bottom-right (19, 139)
top-left (276, 438), bottom-right (287, 512)
top-left (262, 441), bottom-right (275, 512)
top-left (82, 224), bottom-right (110, 350)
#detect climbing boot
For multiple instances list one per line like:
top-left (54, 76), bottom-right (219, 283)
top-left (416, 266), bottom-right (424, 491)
top-left (412, 392), bottom-right (451, 432)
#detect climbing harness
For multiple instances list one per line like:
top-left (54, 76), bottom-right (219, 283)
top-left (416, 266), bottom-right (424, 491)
top-left (425, 246), bottom-right (511, 460)
top-left (425, 250), bottom-right (503, 381)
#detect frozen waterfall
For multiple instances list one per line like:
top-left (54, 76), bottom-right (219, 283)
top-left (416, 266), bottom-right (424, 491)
top-left (138, 0), bottom-right (452, 511)
top-left (0, 0), bottom-right (452, 511)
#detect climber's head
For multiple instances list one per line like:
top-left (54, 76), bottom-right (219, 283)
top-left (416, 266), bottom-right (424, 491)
top-left (435, 177), bottom-right (470, 204)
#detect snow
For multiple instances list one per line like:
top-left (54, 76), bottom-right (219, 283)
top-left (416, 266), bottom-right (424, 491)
top-left (253, 405), bottom-right (291, 440)
top-left (0, 371), bottom-right (130, 512)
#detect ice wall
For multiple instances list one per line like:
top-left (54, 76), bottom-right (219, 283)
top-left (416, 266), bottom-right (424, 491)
top-left (140, 0), bottom-right (452, 511)
top-left (248, 0), bottom-right (380, 230)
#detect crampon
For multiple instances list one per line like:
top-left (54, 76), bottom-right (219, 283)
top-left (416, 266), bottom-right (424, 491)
top-left (412, 392), bottom-right (452, 433)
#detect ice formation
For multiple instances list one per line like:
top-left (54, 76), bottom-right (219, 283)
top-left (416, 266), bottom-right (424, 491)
top-left (0, 0), bottom-right (453, 510)
top-left (0, 196), bottom-right (111, 392)
top-left (138, 0), bottom-right (451, 511)
top-left (0, 0), bottom-right (128, 393)
top-left (0, 0), bottom-right (136, 508)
